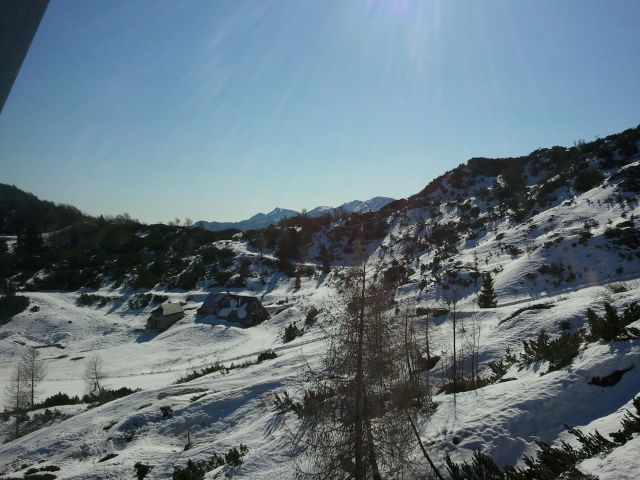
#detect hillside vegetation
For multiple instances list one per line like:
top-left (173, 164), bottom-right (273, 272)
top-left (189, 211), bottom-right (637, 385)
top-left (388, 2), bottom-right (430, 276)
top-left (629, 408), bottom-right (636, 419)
top-left (0, 184), bottom-right (87, 235)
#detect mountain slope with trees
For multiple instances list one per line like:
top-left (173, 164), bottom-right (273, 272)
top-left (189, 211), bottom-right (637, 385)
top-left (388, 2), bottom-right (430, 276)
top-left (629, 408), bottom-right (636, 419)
top-left (0, 184), bottom-right (87, 235)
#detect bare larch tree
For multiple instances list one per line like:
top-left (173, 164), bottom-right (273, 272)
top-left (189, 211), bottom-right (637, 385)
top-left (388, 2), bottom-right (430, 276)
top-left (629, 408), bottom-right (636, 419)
top-left (295, 263), bottom-right (435, 479)
top-left (20, 347), bottom-right (47, 408)
top-left (84, 354), bottom-right (106, 395)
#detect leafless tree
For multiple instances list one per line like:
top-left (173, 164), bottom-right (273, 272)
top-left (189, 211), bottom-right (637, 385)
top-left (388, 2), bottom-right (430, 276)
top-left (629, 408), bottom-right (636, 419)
top-left (20, 347), bottom-right (47, 408)
top-left (256, 232), bottom-right (265, 258)
top-left (424, 311), bottom-right (432, 361)
top-left (458, 306), bottom-right (466, 383)
top-left (84, 354), bottom-right (106, 395)
top-left (444, 287), bottom-right (460, 392)
top-left (464, 313), bottom-right (482, 385)
top-left (403, 309), bottom-right (416, 377)
top-left (418, 287), bottom-right (432, 361)
top-left (295, 263), bottom-right (439, 479)
top-left (473, 314), bottom-right (482, 383)
top-left (184, 420), bottom-right (193, 451)
top-left (5, 364), bottom-right (28, 438)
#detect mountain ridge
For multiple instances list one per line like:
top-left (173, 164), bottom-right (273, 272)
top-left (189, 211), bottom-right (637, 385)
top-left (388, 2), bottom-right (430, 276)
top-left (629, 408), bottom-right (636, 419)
top-left (193, 196), bottom-right (395, 231)
top-left (0, 183), bottom-right (87, 235)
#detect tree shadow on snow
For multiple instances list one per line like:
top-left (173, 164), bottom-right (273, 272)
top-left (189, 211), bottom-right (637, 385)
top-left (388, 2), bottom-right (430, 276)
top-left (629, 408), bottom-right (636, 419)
top-left (194, 315), bottom-right (241, 330)
top-left (135, 329), bottom-right (160, 343)
top-left (606, 339), bottom-right (639, 356)
top-left (260, 272), bottom-right (288, 300)
top-left (265, 410), bottom-right (287, 436)
top-left (314, 272), bottom-right (329, 289)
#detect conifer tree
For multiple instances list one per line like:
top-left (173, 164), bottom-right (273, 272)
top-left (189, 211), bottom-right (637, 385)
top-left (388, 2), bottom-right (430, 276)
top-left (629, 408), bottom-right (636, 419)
top-left (478, 272), bottom-right (497, 308)
top-left (16, 225), bottom-right (43, 254)
top-left (319, 244), bottom-right (332, 274)
top-left (276, 234), bottom-right (293, 275)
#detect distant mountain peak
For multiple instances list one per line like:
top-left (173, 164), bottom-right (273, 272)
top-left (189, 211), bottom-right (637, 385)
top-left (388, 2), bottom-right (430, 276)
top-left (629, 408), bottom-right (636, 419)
top-left (194, 197), bottom-right (395, 231)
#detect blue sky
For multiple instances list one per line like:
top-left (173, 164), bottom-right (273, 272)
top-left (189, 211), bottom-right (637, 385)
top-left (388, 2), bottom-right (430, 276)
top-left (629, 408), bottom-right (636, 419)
top-left (1, 0), bottom-right (639, 223)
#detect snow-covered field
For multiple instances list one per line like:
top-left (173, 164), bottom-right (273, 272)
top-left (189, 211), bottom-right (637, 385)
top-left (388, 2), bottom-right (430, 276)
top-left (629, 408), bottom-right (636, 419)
top-left (0, 274), bottom-right (334, 478)
top-left (1, 275), bottom-right (639, 478)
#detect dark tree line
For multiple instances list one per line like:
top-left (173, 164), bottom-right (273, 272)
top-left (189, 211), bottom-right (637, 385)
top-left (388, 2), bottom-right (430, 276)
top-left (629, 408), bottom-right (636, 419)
top-left (0, 183), bottom-right (86, 234)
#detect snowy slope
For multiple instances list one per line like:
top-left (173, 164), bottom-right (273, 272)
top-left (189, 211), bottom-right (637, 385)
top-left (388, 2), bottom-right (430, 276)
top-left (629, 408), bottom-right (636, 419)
top-left (2, 267), bottom-right (639, 478)
top-left (352, 196), bottom-right (394, 214)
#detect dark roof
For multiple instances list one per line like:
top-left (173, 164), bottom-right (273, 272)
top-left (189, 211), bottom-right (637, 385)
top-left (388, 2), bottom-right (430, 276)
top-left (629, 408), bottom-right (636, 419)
top-left (201, 292), bottom-right (226, 310)
top-left (201, 292), bottom-right (262, 309)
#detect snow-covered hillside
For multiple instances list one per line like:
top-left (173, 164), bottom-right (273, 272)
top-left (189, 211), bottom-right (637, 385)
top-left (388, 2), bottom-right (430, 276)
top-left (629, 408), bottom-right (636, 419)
top-left (1, 128), bottom-right (640, 479)
top-left (352, 196), bottom-right (395, 214)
